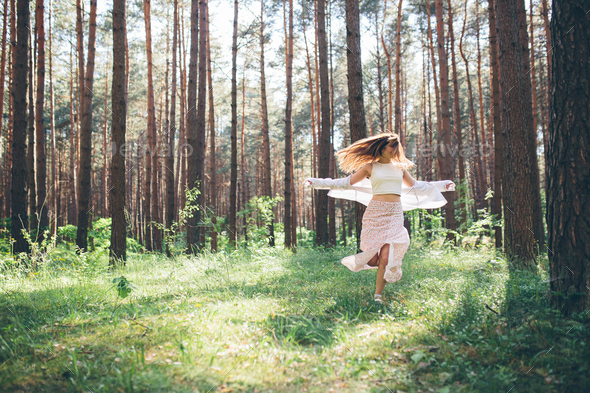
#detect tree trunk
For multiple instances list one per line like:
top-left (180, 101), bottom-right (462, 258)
top-left (394, 0), bottom-right (403, 136)
top-left (488, 0), bottom-right (503, 249)
top-left (195, 0), bottom-right (207, 249)
top-left (547, 0), bottom-right (590, 315)
top-left (68, 49), bottom-right (77, 226)
top-left (0, 0), bottom-right (9, 197)
top-left (435, 0), bottom-right (456, 239)
top-left (138, 0), bottom-right (156, 251)
top-left (11, 0), bottom-right (30, 254)
top-left (110, 0), bottom-right (127, 264)
top-left (475, 0), bottom-right (487, 193)
top-left (27, 25), bottom-right (35, 230)
top-left (102, 62), bottom-right (108, 217)
top-left (315, 0), bottom-right (330, 246)
top-left (34, 0), bottom-right (48, 238)
top-left (459, 0), bottom-right (484, 211)
top-left (165, 0), bottom-right (178, 256)
top-left (259, 0), bottom-right (274, 246)
top-left (48, 0), bottom-right (57, 235)
top-left (425, 0), bottom-right (442, 178)
top-left (495, 0), bottom-right (537, 266)
top-left (206, 6), bottom-right (217, 252)
top-left (229, 0), bottom-right (237, 248)
top-left (516, 0), bottom-right (544, 248)
top-left (76, 0), bottom-right (97, 251)
top-left (447, 0), bottom-right (465, 230)
top-left (282, 0), bottom-right (293, 250)
top-left (186, 0), bottom-right (200, 253)
top-left (344, 0), bottom-right (367, 250)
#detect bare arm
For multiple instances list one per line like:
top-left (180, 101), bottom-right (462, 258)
top-left (402, 168), bottom-right (416, 187)
top-left (349, 164), bottom-right (372, 185)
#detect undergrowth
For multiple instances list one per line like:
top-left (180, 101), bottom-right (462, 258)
top-left (0, 240), bottom-right (588, 392)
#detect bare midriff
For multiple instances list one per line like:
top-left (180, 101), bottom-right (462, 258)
top-left (372, 194), bottom-right (401, 202)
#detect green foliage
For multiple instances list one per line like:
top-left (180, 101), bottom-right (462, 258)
top-left (237, 195), bottom-right (283, 244)
top-left (57, 224), bottom-right (77, 241)
top-left (0, 243), bottom-right (588, 392)
top-left (112, 276), bottom-right (134, 299)
top-left (155, 185), bottom-right (201, 256)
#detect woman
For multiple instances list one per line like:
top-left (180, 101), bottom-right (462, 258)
top-left (304, 133), bottom-right (455, 304)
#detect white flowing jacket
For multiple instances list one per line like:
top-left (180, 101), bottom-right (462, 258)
top-left (305, 176), bottom-right (455, 211)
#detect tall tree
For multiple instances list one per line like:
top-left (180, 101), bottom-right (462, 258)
top-left (110, 0), bottom-right (127, 263)
top-left (49, 0), bottom-right (56, 235)
top-left (11, 0), bottom-right (30, 254)
top-left (447, 0), bottom-right (465, 229)
top-left (284, 0), bottom-right (294, 249)
top-left (229, 0), bottom-right (238, 247)
top-left (142, 0), bottom-right (156, 251)
top-left (260, 0), bottom-right (275, 246)
top-left (69, 49), bottom-right (77, 225)
top-left (488, 0), bottom-right (503, 248)
top-left (344, 0), bottom-right (367, 250)
top-left (425, 0), bottom-right (442, 175)
top-left (516, 0), bottom-right (544, 248)
top-left (495, 0), bottom-right (536, 266)
top-left (186, 0), bottom-right (199, 253)
top-left (315, 0), bottom-right (330, 246)
top-left (27, 23), bottom-right (35, 230)
top-left (165, 0), bottom-right (178, 256)
top-left (35, 0), bottom-right (48, 237)
top-left (76, 0), bottom-right (98, 252)
top-left (206, 5), bottom-right (217, 252)
top-left (195, 0), bottom-right (208, 249)
top-left (459, 0), bottom-right (484, 210)
top-left (0, 0), bottom-right (9, 181)
top-left (394, 0), bottom-right (403, 137)
top-left (434, 0), bottom-right (456, 238)
top-left (547, 0), bottom-right (590, 315)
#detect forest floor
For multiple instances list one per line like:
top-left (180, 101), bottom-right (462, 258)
top-left (0, 240), bottom-right (588, 392)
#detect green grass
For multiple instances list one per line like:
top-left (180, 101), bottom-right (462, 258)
top-left (0, 240), bottom-right (588, 392)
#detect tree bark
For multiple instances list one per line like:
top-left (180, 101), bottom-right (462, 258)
top-left (206, 6), bottom-right (217, 252)
top-left (35, 0), bottom-right (48, 238)
top-left (49, 0), bottom-right (56, 235)
top-left (229, 0), bottom-right (237, 248)
top-left (110, 0), bottom-right (127, 264)
top-left (11, 0), bottom-right (30, 254)
top-left (447, 0), bottom-right (465, 230)
top-left (68, 49), bottom-right (77, 226)
top-left (495, 0), bottom-right (537, 266)
top-left (394, 0), bottom-right (403, 137)
top-left (345, 0), bottom-right (367, 250)
top-left (434, 0), bottom-right (456, 239)
top-left (0, 0), bottom-right (9, 197)
top-left (516, 0), bottom-right (544, 248)
top-left (76, 0), bottom-right (97, 251)
top-left (283, 0), bottom-right (293, 249)
top-left (186, 0), bottom-right (200, 253)
top-left (488, 0), bottom-right (503, 249)
top-left (425, 0), bottom-right (442, 178)
top-left (195, 0), bottom-right (207, 249)
top-left (315, 0), bottom-right (330, 246)
top-left (459, 0), bottom-right (484, 211)
top-left (165, 0), bottom-right (179, 256)
top-left (27, 24), bottom-right (35, 230)
top-left (547, 0), bottom-right (590, 314)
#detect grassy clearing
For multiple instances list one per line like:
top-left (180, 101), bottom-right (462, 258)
top-left (0, 241), bottom-right (588, 392)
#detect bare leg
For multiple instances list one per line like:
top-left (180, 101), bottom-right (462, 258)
top-left (367, 252), bottom-right (379, 267)
top-left (375, 243), bottom-right (390, 295)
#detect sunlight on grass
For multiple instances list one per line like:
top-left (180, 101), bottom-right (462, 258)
top-left (0, 241), bottom-right (588, 392)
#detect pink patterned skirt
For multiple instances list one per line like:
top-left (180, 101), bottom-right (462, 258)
top-left (341, 200), bottom-right (410, 283)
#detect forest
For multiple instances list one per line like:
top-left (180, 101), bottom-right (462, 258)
top-left (0, 0), bottom-right (588, 391)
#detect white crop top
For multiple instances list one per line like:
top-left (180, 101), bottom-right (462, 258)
top-left (371, 161), bottom-right (403, 195)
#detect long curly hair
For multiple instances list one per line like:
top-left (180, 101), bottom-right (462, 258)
top-left (335, 133), bottom-right (414, 174)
